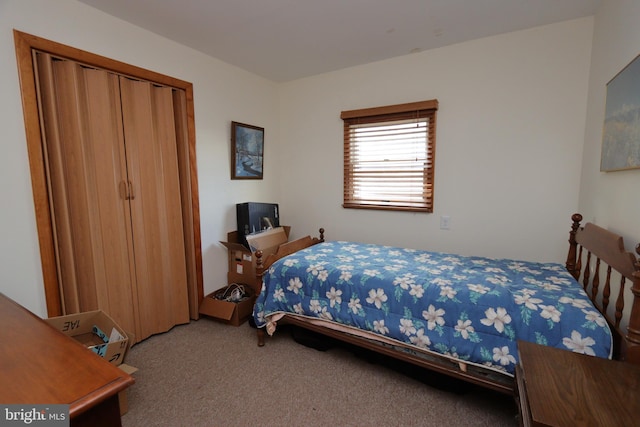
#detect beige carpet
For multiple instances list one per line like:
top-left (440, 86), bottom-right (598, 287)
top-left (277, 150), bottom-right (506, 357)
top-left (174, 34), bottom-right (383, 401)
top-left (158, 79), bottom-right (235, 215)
top-left (121, 319), bottom-right (518, 426)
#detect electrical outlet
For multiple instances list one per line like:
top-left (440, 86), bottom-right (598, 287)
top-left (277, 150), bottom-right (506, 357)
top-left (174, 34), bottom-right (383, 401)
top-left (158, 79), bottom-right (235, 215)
top-left (440, 215), bottom-right (451, 230)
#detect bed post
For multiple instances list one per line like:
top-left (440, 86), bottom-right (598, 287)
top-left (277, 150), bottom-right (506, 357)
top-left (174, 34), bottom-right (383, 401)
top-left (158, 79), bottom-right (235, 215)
top-left (255, 249), bottom-right (265, 282)
top-left (255, 249), bottom-right (266, 346)
top-left (257, 328), bottom-right (265, 346)
top-left (626, 245), bottom-right (640, 364)
top-left (566, 213), bottom-right (582, 280)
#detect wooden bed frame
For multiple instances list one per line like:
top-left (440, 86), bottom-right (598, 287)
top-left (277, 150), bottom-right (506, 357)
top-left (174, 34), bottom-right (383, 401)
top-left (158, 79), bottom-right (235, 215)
top-left (254, 214), bottom-right (640, 394)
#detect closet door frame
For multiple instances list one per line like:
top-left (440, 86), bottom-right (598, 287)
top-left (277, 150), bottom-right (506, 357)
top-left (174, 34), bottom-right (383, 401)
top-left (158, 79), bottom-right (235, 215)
top-left (13, 30), bottom-right (204, 318)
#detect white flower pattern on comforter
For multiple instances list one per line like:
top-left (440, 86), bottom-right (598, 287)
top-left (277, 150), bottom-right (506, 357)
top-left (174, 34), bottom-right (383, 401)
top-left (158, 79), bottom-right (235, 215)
top-left (253, 241), bottom-right (612, 375)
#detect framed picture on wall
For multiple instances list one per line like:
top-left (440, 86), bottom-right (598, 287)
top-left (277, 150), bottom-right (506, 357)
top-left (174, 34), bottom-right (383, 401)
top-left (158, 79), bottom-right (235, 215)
top-left (231, 121), bottom-right (264, 179)
top-left (601, 53), bottom-right (640, 172)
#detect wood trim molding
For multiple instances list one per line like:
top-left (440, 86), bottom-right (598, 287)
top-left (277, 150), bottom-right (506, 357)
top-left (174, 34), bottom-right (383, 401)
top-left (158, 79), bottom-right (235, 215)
top-left (340, 99), bottom-right (439, 120)
top-left (13, 30), bottom-right (203, 317)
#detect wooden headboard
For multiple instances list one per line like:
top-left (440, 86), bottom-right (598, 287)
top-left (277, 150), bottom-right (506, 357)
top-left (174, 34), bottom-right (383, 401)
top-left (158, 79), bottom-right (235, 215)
top-left (566, 213), bottom-right (640, 364)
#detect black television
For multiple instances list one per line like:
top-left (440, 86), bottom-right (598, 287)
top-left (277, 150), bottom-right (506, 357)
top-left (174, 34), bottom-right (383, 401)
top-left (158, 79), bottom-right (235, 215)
top-left (236, 202), bottom-right (280, 248)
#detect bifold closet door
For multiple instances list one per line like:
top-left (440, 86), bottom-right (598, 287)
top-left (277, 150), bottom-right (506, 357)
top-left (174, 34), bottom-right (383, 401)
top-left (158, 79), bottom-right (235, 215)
top-left (119, 77), bottom-right (189, 340)
top-left (34, 53), bottom-right (138, 334)
top-left (34, 53), bottom-right (189, 342)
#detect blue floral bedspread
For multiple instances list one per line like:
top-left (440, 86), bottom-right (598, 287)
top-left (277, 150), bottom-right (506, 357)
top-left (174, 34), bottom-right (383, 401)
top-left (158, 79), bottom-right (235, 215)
top-left (253, 241), bottom-right (612, 375)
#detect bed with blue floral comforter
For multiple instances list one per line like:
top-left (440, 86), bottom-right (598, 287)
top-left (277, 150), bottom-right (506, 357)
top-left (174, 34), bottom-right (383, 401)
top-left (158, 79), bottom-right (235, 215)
top-left (253, 241), bottom-right (613, 377)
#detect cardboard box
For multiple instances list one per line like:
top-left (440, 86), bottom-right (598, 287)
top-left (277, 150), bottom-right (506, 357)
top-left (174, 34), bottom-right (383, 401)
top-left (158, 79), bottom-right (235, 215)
top-left (45, 310), bottom-right (129, 366)
top-left (118, 363), bottom-right (137, 416)
top-left (244, 226), bottom-right (289, 253)
top-left (220, 226), bottom-right (290, 294)
top-left (199, 285), bottom-right (256, 326)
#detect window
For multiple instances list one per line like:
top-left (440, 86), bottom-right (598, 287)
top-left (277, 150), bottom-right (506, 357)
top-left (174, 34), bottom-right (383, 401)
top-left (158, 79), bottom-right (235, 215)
top-left (341, 100), bottom-right (438, 213)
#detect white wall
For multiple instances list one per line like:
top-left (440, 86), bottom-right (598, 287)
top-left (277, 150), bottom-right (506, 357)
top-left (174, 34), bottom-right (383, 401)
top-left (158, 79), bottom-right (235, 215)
top-left (277, 18), bottom-right (594, 263)
top-left (579, 0), bottom-right (640, 248)
top-left (0, 0), bottom-right (280, 315)
top-left (0, 1), bottom-right (605, 318)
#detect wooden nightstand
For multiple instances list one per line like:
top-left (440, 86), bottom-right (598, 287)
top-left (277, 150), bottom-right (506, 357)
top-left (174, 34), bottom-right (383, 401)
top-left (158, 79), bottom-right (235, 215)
top-left (515, 340), bottom-right (640, 426)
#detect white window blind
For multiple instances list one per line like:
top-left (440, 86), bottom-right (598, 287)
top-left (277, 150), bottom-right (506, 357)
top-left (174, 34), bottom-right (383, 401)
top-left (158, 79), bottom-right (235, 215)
top-left (341, 100), bottom-right (438, 212)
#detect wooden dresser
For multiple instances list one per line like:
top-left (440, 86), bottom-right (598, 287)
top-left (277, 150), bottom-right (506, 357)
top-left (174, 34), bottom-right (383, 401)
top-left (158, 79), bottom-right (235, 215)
top-left (0, 293), bottom-right (134, 426)
top-left (515, 340), bottom-right (640, 426)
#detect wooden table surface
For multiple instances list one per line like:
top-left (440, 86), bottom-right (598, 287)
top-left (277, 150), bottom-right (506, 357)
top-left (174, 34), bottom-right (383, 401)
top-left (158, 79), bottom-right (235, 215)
top-left (0, 293), bottom-right (134, 422)
top-left (517, 340), bottom-right (640, 426)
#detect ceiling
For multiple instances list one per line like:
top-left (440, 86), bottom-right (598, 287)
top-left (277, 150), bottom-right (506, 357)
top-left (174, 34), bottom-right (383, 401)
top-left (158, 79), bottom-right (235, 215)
top-left (78, 0), bottom-right (601, 82)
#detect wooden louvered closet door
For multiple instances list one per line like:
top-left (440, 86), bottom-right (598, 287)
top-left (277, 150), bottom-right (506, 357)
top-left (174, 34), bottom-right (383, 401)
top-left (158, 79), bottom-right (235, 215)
top-left (119, 77), bottom-right (190, 340)
top-left (34, 52), bottom-right (189, 343)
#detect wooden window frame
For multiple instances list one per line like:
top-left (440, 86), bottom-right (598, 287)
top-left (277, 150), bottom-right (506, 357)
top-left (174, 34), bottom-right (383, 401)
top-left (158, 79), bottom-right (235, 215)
top-left (341, 100), bottom-right (438, 213)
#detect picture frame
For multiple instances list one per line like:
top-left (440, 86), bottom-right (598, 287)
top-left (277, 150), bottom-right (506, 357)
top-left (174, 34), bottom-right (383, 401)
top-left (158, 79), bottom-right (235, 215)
top-left (231, 121), bottom-right (264, 179)
top-left (601, 53), bottom-right (640, 172)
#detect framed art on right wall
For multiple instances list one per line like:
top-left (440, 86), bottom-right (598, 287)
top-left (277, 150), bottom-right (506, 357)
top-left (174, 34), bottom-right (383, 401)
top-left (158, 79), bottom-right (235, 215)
top-left (601, 53), bottom-right (640, 172)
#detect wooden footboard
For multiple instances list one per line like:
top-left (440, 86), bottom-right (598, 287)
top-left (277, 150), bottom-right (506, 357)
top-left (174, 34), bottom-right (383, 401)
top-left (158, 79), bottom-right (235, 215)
top-left (255, 228), bottom-right (325, 348)
top-left (255, 228), bottom-right (324, 279)
top-left (566, 213), bottom-right (640, 365)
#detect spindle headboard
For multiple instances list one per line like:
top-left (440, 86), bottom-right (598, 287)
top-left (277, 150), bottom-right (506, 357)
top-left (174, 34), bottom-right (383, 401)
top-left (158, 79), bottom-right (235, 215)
top-left (567, 213), bottom-right (640, 364)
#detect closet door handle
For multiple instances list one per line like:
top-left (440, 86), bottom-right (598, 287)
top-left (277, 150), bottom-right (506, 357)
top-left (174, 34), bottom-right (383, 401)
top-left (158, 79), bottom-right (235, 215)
top-left (119, 181), bottom-right (129, 200)
top-left (119, 180), bottom-right (135, 200)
